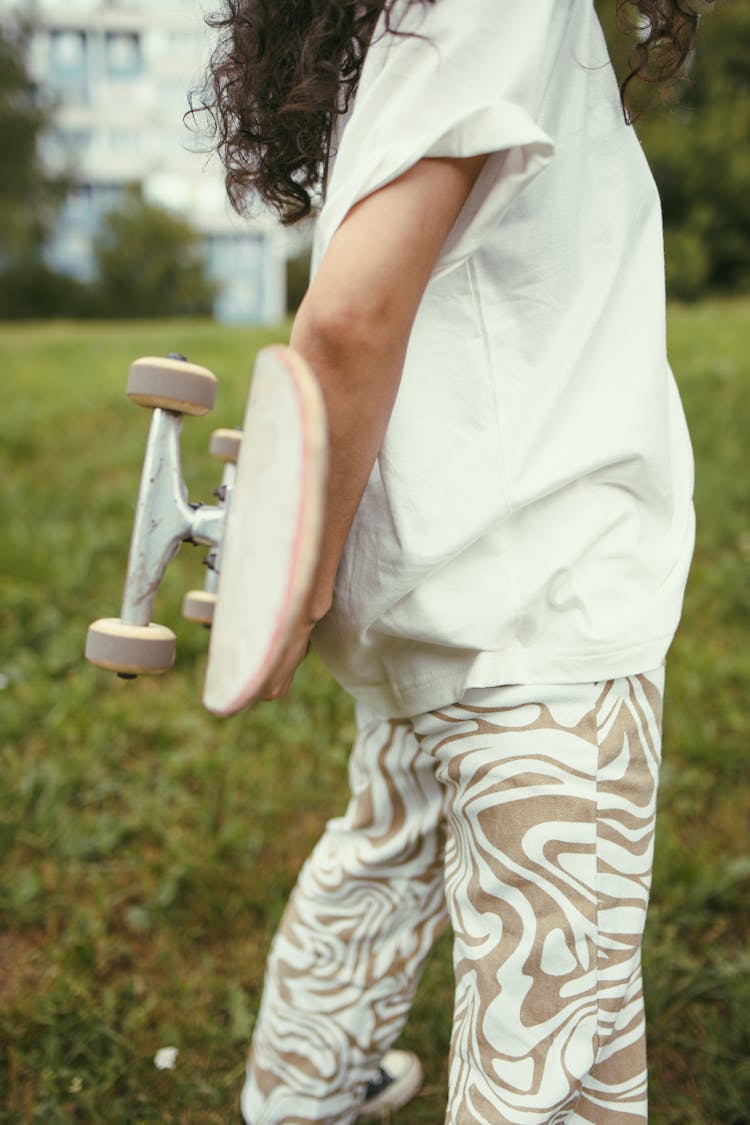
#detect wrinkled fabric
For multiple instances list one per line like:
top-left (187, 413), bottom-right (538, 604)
top-left (242, 668), bottom-right (664, 1124)
top-left (311, 0), bottom-right (695, 716)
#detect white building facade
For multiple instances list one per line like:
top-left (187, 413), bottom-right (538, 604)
top-left (2, 0), bottom-right (288, 324)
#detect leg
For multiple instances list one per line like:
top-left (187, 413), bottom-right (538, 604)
top-left (412, 669), bottom-right (664, 1125)
top-left (573, 668), bottom-right (664, 1124)
top-left (241, 707), bottom-right (450, 1125)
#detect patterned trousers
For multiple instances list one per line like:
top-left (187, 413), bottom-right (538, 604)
top-left (241, 668), bottom-right (665, 1125)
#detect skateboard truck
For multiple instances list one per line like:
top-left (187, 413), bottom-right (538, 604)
top-left (85, 355), bottom-right (240, 677)
top-left (182, 428), bottom-right (243, 628)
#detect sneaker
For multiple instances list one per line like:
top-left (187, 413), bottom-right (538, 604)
top-left (240, 1049), bottom-right (423, 1123)
top-left (358, 1049), bottom-right (423, 1118)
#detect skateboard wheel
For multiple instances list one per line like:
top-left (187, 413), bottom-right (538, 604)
top-left (85, 618), bottom-right (176, 674)
top-left (126, 356), bottom-right (217, 416)
top-left (209, 428), bottom-right (242, 463)
top-left (182, 590), bottom-right (216, 625)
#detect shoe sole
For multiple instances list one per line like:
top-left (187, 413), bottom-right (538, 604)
top-left (357, 1053), bottom-right (424, 1117)
top-left (240, 1053), bottom-right (424, 1123)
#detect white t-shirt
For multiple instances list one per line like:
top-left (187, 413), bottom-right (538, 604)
top-left (310, 0), bottom-right (696, 718)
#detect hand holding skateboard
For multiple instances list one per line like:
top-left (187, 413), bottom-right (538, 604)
top-left (85, 346), bottom-right (327, 716)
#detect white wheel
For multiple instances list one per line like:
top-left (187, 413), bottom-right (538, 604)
top-left (85, 618), bottom-right (176, 674)
top-left (209, 428), bottom-right (242, 463)
top-left (126, 356), bottom-right (217, 416)
top-left (182, 590), bottom-right (216, 625)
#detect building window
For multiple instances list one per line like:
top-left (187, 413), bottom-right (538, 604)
top-left (205, 234), bottom-right (266, 323)
top-left (105, 32), bottom-right (142, 78)
top-left (50, 30), bottom-right (87, 77)
top-left (48, 30), bottom-right (88, 104)
top-left (205, 234), bottom-right (263, 278)
top-left (88, 184), bottom-right (127, 223)
top-left (58, 127), bottom-right (91, 154)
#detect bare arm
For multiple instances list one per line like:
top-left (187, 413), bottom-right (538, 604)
top-left (264, 152), bottom-right (488, 698)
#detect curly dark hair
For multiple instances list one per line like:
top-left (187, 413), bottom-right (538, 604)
top-left (616, 0), bottom-right (713, 115)
top-left (194, 0), bottom-right (712, 226)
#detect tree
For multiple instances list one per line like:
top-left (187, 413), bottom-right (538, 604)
top-left (93, 186), bottom-right (216, 318)
top-left (638, 1), bottom-right (750, 297)
top-left (0, 18), bottom-right (67, 265)
top-left (598, 0), bottom-right (750, 299)
top-left (0, 16), bottom-right (78, 318)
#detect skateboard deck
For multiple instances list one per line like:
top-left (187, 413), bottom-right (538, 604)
top-left (203, 346), bottom-right (327, 716)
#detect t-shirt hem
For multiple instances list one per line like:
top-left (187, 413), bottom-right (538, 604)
top-left (338, 635), bottom-right (678, 719)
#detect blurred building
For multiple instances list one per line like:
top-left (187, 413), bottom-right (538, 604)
top-left (1, 0), bottom-right (289, 323)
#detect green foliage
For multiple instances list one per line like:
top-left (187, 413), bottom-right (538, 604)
top-left (664, 227), bottom-right (712, 301)
top-left (0, 309), bottom-right (748, 1122)
top-left (286, 247), bottom-right (312, 314)
top-left (0, 261), bottom-right (95, 319)
top-left (0, 187), bottom-right (216, 321)
top-left (598, 0), bottom-right (750, 299)
top-left (0, 18), bottom-right (68, 265)
top-left (92, 187), bottom-right (216, 319)
top-left (637, 1), bottom-right (750, 296)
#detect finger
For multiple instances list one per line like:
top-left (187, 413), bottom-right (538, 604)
top-left (261, 665), bottom-right (296, 701)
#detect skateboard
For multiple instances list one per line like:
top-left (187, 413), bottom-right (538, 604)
top-left (85, 346), bottom-right (327, 716)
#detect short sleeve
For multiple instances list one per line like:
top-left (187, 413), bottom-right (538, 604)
top-left (312, 0), bottom-right (557, 278)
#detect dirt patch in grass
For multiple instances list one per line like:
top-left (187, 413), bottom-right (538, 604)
top-left (0, 930), bottom-right (48, 1008)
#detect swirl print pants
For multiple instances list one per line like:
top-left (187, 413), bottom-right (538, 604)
top-left (241, 668), bottom-right (665, 1125)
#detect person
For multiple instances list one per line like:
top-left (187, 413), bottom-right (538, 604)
top-left (199, 0), bottom-right (704, 1120)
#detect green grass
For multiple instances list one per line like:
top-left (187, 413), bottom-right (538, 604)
top-left (1, 305), bottom-right (749, 1123)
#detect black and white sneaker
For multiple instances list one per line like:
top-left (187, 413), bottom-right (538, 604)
top-left (358, 1050), bottom-right (423, 1118)
top-left (240, 1049), bottom-right (423, 1123)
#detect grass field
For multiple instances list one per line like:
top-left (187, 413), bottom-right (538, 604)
top-left (1, 304), bottom-right (749, 1124)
